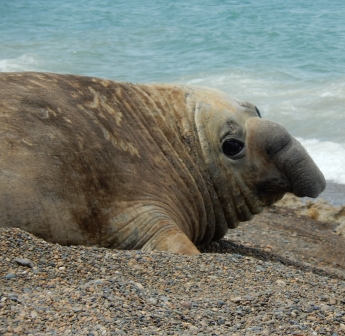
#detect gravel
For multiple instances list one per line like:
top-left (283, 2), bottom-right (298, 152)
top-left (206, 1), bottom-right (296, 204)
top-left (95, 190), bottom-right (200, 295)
top-left (1, 227), bottom-right (345, 335)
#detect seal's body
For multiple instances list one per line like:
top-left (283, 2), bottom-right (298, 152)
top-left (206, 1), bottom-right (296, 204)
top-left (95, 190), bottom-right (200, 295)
top-left (0, 73), bottom-right (325, 254)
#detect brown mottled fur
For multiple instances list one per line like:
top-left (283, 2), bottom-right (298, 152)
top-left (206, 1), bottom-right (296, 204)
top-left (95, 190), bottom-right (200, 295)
top-left (0, 73), bottom-right (325, 254)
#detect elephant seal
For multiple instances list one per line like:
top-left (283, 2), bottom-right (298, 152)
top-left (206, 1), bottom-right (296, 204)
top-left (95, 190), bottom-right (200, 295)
top-left (0, 72), bottom-right (326, 254)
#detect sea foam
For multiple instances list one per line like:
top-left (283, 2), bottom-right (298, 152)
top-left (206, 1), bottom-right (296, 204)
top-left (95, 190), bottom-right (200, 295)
top-left (0, 54), bottom-right (44, 72)
top-left (298, 138), bottom-right (345, 185)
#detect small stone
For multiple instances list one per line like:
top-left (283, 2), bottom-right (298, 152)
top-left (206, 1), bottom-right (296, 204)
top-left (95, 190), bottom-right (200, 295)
top-left (13, 326), bottom-right (23, 333)
top-left (181, 301), bottom-right (192, 309)
top-left (199, 320), bottom-right (208, 327)
top-left (9, 294), bottom-right (19, 302)
top-left (135, 282), bottom-right (144, 290)
top-left (243, 295), bottom-right (255, 301)
top-left (321, 305), bottom-right (331, 311)
top-left (148, 297), bottom-right (157, 305)
top-left (231, 296), bottom-right (242, 303)
top-left (30, 310), bottom-right (38, 319)
top-left (262, 315), bottom-right (270, 322)
top-left (276, 280), bottom-right (286, 286)
top-left (5, 273), bottom-right (16, 279)
top-left (14, 257), bottom-right (33, 268)
top-left (159, 296), bottom-right (170, 302)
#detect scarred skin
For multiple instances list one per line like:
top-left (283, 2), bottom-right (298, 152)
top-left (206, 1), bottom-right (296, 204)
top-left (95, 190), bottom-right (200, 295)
top-left (0, 72), bottom-right (326, 254)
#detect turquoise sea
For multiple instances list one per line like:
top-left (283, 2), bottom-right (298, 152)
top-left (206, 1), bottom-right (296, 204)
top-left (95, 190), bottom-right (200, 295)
top-left (1, 0), bottom-right (345, 189)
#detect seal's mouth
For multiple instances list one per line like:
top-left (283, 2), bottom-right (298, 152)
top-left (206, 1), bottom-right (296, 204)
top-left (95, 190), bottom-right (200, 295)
top-left (254, 180), bottom-right (289, 207)
top-left (259, 191), bottom-right (286, 207)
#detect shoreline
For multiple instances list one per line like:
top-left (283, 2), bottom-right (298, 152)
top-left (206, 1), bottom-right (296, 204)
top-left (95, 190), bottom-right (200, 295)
top-left (309, 180), bottom-right (345, 207)
top-left (277, 180), bottom-right (345, 237)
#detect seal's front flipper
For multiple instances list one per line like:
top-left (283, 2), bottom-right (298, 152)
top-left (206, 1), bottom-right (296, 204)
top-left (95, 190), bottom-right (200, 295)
top-left (105, 204), bottom-right (200, 255)
top-left (142, 226), bottom-right (200, 255)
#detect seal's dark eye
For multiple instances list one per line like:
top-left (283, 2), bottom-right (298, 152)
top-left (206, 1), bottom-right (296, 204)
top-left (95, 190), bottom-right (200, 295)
top-left (222, 140), bottom-right (244, 157)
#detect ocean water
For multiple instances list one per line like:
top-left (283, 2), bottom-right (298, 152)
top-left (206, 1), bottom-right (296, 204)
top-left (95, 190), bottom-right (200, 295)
top-left (1, 0), bottom-right (345, 187)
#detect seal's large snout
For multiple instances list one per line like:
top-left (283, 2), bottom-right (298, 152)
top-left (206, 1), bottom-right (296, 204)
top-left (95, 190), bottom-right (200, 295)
top-left (273, 136), bottom-right (326, 198)
top-left (274, 137), bottom-right (326, 197)
top-left (247, 118), bottom-right (326, 198)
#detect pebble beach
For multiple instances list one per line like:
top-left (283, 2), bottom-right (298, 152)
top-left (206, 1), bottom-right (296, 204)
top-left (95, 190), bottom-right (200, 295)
top-left (2, 1), bottom-right (345, 335)
top-left (1, 222), bottom-right (345, 336)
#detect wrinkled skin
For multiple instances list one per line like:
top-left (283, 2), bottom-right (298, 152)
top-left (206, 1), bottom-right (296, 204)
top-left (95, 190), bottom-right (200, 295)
top-left (0, 73), bottom-right (326, 254)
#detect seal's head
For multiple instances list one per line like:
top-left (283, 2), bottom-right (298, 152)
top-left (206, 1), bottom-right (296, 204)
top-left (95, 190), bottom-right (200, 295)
top-left (192, 87), bottom-right (326, 228)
